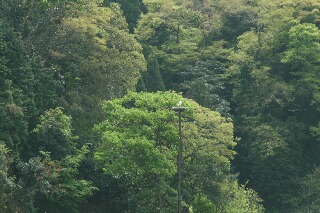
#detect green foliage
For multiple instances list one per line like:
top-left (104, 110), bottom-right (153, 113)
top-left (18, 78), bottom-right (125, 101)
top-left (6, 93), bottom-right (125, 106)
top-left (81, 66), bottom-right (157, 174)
top-left (13, 148), bottom-right (96, 213)
top-left (0, 144), bottom-right (16, 213)
top-left (293, 166), bottom-right (320, 212)
top-left (15, 157), bottom-right (56, 213)
top-left (30, 56), bottom-right (59, 115)
top-left (103, 0), bottom-right (147, 32)
top-left (53, 146), bottom-right (96, 212)
top-left (220, 182), bottom-right (264, 213)
top-left (228, 1), bottom-right (320, 211)
top-left (31, 107), bottom-right (77, 160)
top-left (53, 1), bottom-right (146, 96)
top-left (310, 124), bottom-right (320, 141)
top-left (180, 60), bottom-right (231, 116)
top-left (0, 19), bottom-right (31, 158)
top-left (93, 92), bottom-right (177, 209)
top-left (141, 55), bottom-right (166, 92)
top-left (2, 0), bottom-right (320, 212)
top-left (94, 91), bottom-right (263, 212)
top-left (218, 0), bottom-right (259, 44)
top-left (135, 0), bottom-right (220, 90)
top-left (191, 193), bottom-right (217, 213)
top-left (282, 23), bottom-right (320, 66)
top-left (135, 75), bottom-right (147, 92)
top-left (29, 109), bottom-right (97, 212)
top-left (94, 92), bottom-right (182, 212)
top-left (45, 1), bottom-right (147, 141)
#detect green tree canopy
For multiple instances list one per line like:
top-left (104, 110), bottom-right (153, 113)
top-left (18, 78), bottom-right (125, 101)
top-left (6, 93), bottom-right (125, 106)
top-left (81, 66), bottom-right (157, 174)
top-left (94, 91), bottom-right (264, 212)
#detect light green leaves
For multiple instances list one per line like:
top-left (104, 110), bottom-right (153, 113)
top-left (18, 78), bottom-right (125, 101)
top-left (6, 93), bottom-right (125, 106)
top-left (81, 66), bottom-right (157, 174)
top-left (93, 91), bottom-right (262, 212)
top-left (282, 23), bottom-right (320, 65)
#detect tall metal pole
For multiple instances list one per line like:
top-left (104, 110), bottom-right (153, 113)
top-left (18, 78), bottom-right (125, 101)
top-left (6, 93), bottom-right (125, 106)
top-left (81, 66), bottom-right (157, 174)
top-left (178, 110), bottom-right (182, 213)
top-left (172, 105), bottom-right (188, 213)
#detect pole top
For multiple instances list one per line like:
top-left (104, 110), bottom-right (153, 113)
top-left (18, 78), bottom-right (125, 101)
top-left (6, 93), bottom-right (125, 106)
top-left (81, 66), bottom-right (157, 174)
top-left (171, 106), bottom-right (189, 112)
top-left (172, 100), bottom-right (189, 112)
top-left (172, 101), bottom-right (189, 112)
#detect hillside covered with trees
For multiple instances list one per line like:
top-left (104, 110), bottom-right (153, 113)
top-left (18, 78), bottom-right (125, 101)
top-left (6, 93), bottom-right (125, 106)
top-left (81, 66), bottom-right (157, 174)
top-left (1, 0), bottom-right (320, 212)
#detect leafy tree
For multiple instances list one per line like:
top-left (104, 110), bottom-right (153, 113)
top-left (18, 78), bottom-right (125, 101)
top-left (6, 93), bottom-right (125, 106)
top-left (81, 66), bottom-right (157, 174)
top-left (2, 0), bottom-right (320, 212)
top-left (179, 60), bottom-right (231, 116)
top-left (28, 108), bottom-right (97, 212)
top-left (134, 0), bottom-right (234, 111)
top-left (282, 23), bottom-right (320, 67)
top-left (0, 144), bottom-right (16, 213)
top-left (282, 22), bottom-right (320, 151)
top-left (94, 92), bottom-right (181, 212)
top-left (219, 181), bottom-right (264, 213)
top-left (29, 56), bottom-right (59, 120)
top-left (217, 0), bottom-right (259, 44)
top-left (31, 108), bottom-right (77, 160)
top-left (293, 166), bottom-right (320, 212)
top-left (94, 91), bottom-right (264, 212)
top-left (45, 1), bottom-right (147, 139)
top-left (228, 1), bottom-right (320, 211)
top-left (135, 0), bottom-right (209, 89)
top-left (103, 0), bottom-right (147, 32)
top-left (12, 148), bottom-right (96, 213)
top-left (0, 19), bottom-right (30, 158)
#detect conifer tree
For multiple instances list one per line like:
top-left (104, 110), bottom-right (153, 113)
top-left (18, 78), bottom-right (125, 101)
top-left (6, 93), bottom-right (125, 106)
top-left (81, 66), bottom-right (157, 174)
top-left (144, 55), bottom-right (165, 92)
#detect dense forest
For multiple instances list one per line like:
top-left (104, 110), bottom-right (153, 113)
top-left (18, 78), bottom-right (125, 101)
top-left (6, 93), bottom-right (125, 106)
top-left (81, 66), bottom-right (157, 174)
top-left (1, 0), bottom-right (320, 212)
